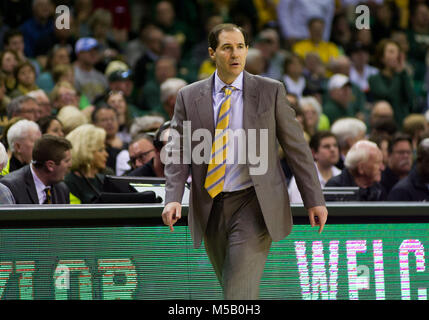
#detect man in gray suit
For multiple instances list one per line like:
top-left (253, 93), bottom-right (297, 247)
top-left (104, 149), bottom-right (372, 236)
top-left (162, 24), bottom-right (328, 299)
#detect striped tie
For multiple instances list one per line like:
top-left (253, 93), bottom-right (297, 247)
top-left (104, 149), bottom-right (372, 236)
top-left (204, 86), bottom-right (234, 198)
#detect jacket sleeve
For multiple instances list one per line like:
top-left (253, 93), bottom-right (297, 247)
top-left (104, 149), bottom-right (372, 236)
top-left (274, 82), bottom-right (325, 209)
top-left (164, 89), bottom-right (191, 204)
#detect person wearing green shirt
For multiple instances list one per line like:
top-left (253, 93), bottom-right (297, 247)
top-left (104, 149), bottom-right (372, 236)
top-left (368, 39), bottom-right (415, 129)
top-left (323, 74), bottom-right (356, 125)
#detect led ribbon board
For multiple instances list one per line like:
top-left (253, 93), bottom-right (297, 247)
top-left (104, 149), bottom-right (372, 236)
top-left (0, 223), bottom-right (427, 299)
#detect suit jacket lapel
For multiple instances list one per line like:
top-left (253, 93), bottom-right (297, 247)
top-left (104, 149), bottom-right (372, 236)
top-left (195, 74), bottom-right (215, 136)
top-left (243, 71), bottom-right (260, 129)
top-left (24, 166), bottom-right (39, 204)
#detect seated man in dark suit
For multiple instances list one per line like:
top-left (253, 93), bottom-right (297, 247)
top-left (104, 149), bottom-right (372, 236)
top-left (387, 138), bottom-right (429, 201)
top-left (0, 135), bottom-right (72, 204)
top-left (380, 133), bottom-right (413, 194)
top-left (326, 140), bottom-right (387, 201)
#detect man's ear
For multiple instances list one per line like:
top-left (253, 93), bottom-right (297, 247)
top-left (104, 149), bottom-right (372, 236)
top-left (14, 141), bottom-right (22, 154)
top-left (208, 47), bottom-right (216, 61)
top-left (45, 160), bottom-right (56, 172)
top-left (311, 149), bottom-right (317, 161)
top-left (357, 162), bottom-right (365, 175)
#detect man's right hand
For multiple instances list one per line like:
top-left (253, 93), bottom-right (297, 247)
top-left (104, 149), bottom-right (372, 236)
top-left (161, 202), bottom-right (182, 232)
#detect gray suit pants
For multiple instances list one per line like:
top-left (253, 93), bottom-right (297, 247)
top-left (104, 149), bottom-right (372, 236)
top-left (204, 187), bottom-right (272, 300)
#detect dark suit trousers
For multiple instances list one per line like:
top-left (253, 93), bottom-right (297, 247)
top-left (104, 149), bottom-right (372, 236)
top-left (204, 187), bottom-right (272, 300)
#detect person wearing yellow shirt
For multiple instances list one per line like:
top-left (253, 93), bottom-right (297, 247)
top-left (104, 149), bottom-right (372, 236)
top-left (293, 17), bottom-right (340, 66)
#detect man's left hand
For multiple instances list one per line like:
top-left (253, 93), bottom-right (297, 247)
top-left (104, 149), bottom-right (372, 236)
top-left (308, 206), bottom-right (328, 234)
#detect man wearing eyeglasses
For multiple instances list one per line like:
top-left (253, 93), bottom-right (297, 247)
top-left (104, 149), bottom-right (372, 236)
top-left (381, 133), bottom-right (413, 194)
top-left (127, 127), bottom-right (169, 178)
top-left (7, 95), bottom-right (41, 121)
top-left (127, 134), bottom-right (156, 171)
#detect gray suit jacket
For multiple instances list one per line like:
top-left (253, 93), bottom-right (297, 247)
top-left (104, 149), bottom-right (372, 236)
top-left (0, 165), bottom-right (70, 204)
top-left (165, 71), bottom-right (325, 248)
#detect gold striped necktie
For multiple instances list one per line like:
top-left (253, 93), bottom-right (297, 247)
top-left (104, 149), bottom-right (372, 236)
top-left (204, 86), bottom-right (235, 198)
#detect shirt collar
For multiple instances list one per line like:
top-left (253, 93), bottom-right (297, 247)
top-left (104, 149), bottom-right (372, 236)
top-left (30, 164), bottom-right (49, 195)
top-left (214, 70), bottom-right (243, 93)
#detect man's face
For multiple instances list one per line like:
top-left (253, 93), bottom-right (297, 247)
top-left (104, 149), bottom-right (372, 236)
top-left (144, 27), bottom-right (164, 55)
top-left (33, 0), bottom-right (54, 21)
top-left (128, 139), bottom-right (156, 169)
top-left (414, 4), bottom-right (429, 28)
top-left (15, 129), bottom-right (42, 164)
top-left (51, 150), bottom-right (72, 183)
top-left (359, 149), bottom-right (385, 185)
top-left (155, 59), bottom-right (176, 84)
top-left (315, 136), bottom-right (339, 167)
top-left (56, 87), bottom-right (79, 109)
top-left (163, 39), bottom-right (182, 62)
top-left (351, 50), bottom-right (369, 68)
top-left (107, 93), bottom-right (127, 116)
top-left (156, 1), bottom-right (175, 27)
top-left (19, 100), bottom-right (41, 121)
top-left (388, 140), bottom-right (413, 176)
top-left (209, 29), bottom-right (248, 84)
top-left (94, 109), bottom-right (119, 138)
top-left (331, 85), bottom-right (352, 107)
top-left (109, 80), bottom-right (133, 97)
top-left (78, 48), bottom-right (99, 66)
top-left (309, 20), bottom-right (324, 42)
top-left (35, 93), bottom-right (52, 118)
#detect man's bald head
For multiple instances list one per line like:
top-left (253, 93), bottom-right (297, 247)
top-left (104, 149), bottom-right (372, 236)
top-left (371, 101), bottom-right (394, 119)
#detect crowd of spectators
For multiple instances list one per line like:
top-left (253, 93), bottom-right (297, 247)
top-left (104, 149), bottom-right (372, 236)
top-left (0, 0), bottom-right (428, 204)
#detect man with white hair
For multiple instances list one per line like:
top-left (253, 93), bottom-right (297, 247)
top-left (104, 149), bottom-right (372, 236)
top-left (0, 142), bottom-right (15, 204)
top-left (27, 89), bottom-right (52, 118)
top-left (2, 119), bottom-right (41, 175)
top-left (326, 140), bottom-right (387, 201)
top-left (331, 117), bottom-right (367, 169)
top-left (160, 77), bottom-right (187, 119)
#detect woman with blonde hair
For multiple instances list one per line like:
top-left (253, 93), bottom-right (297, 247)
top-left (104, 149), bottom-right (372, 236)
top-left (64, 124), bottom-right (109, 204)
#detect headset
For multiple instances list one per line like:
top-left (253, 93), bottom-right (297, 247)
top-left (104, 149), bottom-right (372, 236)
top-left (153, 121), bottom-right (171, 151)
